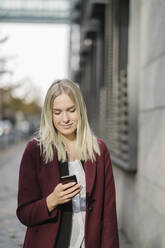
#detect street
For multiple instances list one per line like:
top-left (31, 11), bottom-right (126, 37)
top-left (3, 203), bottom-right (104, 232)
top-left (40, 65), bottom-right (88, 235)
top-left (0, 141), bottom-right (132, 248)
top-left (0, 141), bottom-right (26, 248)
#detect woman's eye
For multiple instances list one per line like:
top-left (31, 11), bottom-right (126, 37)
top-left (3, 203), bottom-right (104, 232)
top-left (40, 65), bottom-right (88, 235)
top-left (54, 111), bottom-right (61, 115)
top-left (70, 108), bottom-right (76, 113)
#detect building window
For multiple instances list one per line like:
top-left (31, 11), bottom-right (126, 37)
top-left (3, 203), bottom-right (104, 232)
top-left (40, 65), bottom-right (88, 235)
top-left (106, 0), bottom-right (137, 172)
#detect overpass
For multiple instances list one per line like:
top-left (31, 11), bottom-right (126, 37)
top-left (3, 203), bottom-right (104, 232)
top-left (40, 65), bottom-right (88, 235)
top-left (0, 0), bottom-right (71, 24)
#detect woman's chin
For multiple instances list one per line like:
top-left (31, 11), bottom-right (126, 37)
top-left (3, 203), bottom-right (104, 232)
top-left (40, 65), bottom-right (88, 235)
top-left (59, 129), bottom-right (76, 138)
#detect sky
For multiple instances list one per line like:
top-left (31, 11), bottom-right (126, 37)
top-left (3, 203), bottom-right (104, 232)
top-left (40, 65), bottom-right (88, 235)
top-left (0, 23), bottom-right (70, 104)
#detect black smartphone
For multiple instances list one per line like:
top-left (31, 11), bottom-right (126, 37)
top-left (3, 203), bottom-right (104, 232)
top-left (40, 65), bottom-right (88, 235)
top-left (60, 175), bottom-right (77, 184)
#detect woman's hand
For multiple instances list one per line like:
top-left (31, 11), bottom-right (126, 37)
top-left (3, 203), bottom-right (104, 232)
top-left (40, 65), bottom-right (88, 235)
top-left (46, 182), bottom-right (81, 212)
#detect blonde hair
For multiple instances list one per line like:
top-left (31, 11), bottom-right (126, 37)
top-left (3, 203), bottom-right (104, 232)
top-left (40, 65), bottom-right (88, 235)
top-left (37, 79), bottom-right (100, 163)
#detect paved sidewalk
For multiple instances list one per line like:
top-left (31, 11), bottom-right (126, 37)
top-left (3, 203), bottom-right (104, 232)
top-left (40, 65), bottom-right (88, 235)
top-left (0, 141), bottom-right (132, 248)
top-left (0, 141), bottom-right (26, 248)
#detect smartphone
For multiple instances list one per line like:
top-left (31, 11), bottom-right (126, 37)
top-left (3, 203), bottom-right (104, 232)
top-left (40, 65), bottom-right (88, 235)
top-left (60, 175), bottom-right (77, 184)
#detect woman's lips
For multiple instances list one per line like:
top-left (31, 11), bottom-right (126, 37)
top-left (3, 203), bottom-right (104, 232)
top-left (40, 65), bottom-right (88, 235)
top-left (61, 124), bottom-right (72, 128)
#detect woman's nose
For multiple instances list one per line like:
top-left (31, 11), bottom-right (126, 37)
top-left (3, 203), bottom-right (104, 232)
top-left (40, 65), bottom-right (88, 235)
top-left (62, 111), bottom-right (69, 122)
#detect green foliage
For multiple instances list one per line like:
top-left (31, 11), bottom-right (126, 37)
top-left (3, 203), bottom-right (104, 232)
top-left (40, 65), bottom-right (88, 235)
top-left (0, 87), bottom-right (41, 119)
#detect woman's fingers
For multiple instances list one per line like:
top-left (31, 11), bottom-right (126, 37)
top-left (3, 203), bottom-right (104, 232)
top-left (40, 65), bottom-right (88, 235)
top-left (63, 183), bottom-right (81, 194)
top-left (58, 183), bottom-right (81, 201)
top-left (63, 188), bottom-right (81, 200)
top-left (47, 182), bottom-right (81, 211)
top-left (60, 183), bottom-right (81, 198)
top-left (52, 182), bottom-right (81, 206)
top-left (60, 182), bottom-right (77, 190)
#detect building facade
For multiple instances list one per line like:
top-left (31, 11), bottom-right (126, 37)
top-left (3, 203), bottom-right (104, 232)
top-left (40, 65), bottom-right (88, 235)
top-left (70, 0), bottom-right (165, 247)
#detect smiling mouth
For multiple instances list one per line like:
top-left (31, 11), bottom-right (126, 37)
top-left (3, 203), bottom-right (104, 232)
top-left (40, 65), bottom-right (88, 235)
top-left (62, 124), bottom-right (72, 128)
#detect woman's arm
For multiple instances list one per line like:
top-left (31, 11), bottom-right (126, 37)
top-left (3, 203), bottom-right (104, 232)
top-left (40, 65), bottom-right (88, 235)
top-left (16, 141), bottom-right (81, 227)
top-left (16, 141), bottom-right (58, 227)
top-left (101, 144), bottom-right (119, 247)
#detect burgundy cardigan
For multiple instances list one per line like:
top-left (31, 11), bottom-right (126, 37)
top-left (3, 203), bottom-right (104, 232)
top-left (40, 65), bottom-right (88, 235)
top-left (16, 138), bottom-right (119, 248)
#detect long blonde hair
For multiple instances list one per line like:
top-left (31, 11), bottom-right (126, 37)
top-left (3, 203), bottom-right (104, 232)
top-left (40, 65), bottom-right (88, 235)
top-left (37, 79), bottom-right (100, 163)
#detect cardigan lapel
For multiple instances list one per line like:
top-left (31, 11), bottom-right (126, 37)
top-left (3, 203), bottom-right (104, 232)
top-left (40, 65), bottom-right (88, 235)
top-left (41, 150), bottom-right (61, 195)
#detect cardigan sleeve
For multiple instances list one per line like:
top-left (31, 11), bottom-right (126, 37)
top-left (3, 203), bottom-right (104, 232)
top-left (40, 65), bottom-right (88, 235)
top-left (101, 142), bottom-right (119, 247)
top-left (16, 141), bottom-right (58, 227)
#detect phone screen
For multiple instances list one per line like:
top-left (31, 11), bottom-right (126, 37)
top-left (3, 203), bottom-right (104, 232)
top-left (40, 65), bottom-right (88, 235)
top-left (60, 175), bottom-right (77, 184)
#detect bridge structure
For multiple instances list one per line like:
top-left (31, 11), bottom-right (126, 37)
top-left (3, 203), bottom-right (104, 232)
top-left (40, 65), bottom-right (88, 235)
top-left (0, 0), bottom-right (72, 24)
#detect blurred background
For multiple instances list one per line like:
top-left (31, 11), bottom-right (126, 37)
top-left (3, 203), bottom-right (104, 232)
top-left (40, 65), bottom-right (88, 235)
top-left (0, 0), bottom-right (165, 248)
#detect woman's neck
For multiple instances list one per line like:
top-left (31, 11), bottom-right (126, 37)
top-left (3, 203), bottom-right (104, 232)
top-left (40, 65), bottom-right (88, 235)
top-left (61, 137), bottom-right (78, 162)
top-left (60, 133), bottom-right (76, 146)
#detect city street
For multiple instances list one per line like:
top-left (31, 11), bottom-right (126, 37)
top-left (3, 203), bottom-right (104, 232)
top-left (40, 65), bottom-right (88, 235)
top-left (0, 141), bottom-right (132, 248)
top-left (0, 141), bottom-right (26, 248)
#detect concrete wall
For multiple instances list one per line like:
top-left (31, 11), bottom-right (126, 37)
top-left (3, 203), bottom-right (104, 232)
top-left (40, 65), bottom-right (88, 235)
top-left (114, 0), bottom-right (165, 247)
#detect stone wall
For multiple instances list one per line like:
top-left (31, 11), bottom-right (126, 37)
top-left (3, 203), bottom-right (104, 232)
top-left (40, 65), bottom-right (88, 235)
top-left (114, 0), bottom-right (165, 247)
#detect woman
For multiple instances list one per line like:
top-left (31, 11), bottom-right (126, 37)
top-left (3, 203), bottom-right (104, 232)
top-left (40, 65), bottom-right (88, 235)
top-left (16, 79), bottom-right (119, 248)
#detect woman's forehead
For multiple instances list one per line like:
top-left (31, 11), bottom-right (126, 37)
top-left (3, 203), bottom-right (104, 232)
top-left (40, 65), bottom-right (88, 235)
top-left (53, 93), bottom-right (76, 109)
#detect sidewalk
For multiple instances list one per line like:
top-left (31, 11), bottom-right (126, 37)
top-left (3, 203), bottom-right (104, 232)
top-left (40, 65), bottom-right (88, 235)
top-left (0, 142), bottom-right (132, 248)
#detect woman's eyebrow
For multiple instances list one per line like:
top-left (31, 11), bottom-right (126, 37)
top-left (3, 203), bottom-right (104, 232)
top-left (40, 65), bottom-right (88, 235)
top-left (53, 105), bottom-right (75, 111)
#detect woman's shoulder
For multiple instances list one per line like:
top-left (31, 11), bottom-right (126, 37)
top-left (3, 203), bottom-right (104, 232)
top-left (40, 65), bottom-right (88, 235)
top-left (97, 137), bottom-right (110, 155)
top-left (96, 138), bottom-right (112, 164)
top-left (97, 137), bottom-right (108, 149)
top-left (24, 138), bottom-right (40, 155)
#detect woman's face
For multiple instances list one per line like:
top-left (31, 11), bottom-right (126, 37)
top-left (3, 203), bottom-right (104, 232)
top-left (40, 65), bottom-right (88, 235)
top-left (52, 93), bottom-right (79, 140)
